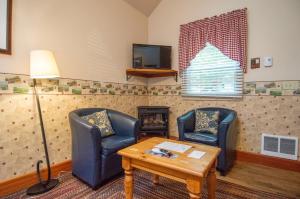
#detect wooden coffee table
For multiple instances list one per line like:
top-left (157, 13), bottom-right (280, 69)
top-left (117, 137), bottom-right (220, 199)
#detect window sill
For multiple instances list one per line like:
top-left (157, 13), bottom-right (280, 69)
top-left (181, 95), bottom-right (243, 101)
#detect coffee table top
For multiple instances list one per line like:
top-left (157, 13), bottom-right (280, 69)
top-left (118, 137), bottom-right (220, 177)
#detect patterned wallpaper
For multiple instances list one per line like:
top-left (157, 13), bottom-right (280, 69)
top-left (0, 73), bottom-right (149, 181)
top-left (148, 95), bottom-right (300, 159)
top-left (0, 94), bottom-right (148, 181)
top-left (0, 73), bottom-right (299, 181)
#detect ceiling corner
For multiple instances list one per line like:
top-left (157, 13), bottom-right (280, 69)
top-left (123, 0), bottom-right (162, 17)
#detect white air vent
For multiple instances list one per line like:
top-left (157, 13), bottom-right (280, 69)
top-left (261, 133), bottom-right (298, 160)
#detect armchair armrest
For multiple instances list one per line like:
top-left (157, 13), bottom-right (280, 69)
top-left (218, 112), bottom-right (237, 142)
top-left (69, 112), bottom-right (102, 187)
top-left (108, 110), bottom-right (139, 142)
top-left (218, 111), bottom-right (238, 171)
top-left (177, 110), bottom-right (195, 140)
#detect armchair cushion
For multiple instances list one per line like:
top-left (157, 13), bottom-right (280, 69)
top-left (195, 110), bottom-right (220, 135)
top-left (184, 132), bottom-right (218, 146)
top-left (81, 110), bottom-right (115, 138)
top-left (101, 135), bottom-right (135, 155)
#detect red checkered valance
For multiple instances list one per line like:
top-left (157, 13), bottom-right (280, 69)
top-left (179, 8), bottom-right (248, 74)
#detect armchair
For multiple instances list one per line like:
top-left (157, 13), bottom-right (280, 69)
top-left (177, 107), bottom-right (237, 175)
top-left (69, 108), bottom-right (139, 188)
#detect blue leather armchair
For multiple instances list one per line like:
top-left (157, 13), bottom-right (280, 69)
top-left (69, 108), bottom-right (139, 188)
top-left (177, 107), bottom-right (237, 175)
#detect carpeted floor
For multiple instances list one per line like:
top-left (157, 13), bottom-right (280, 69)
top-left (3, 170), bottom-right (294, 199)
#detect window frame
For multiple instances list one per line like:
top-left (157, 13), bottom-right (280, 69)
top-left (181, 43), bottom-right (244, 98)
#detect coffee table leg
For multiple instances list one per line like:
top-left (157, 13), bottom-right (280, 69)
top-left (207, 160), bottom-right (217, 199)
top-left (123, 157), bottom-right (133, 199)
top-left (186, 177), bottom-right (202, 199)
top-left (152, 174), bottom-right (159, 185)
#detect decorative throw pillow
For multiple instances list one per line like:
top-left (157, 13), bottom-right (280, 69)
top-left (195, 110), bottom-right (220, 135)
top-left (81, 110), bottom-right (115, 138)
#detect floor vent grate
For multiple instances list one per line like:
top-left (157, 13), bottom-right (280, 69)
top-left (261, 133), bottom-right (298, 160)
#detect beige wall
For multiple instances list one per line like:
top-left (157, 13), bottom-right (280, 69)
top-left (0, 0), bottom-right (8, 49)
top-left (0, 0), bottom-right (148, 84)
top-left (2, 0), bottom-right (299, 84)
top-left (1, 0), bottom-right (300, 182)
top-left (148, 0), bottom-right (300, 85)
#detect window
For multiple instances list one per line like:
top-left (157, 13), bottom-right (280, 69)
top-left (181, 43), bottom-right (243, 98)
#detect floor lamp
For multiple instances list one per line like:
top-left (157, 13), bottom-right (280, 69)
top-left (27, 50), bottom-right (60, 195)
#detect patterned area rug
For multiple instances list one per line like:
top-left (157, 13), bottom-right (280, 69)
top-left (3, 170), bottom-right (293, 199)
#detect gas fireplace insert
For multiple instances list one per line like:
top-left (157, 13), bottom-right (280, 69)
top-left (137, 106), bottom-right (169, 138)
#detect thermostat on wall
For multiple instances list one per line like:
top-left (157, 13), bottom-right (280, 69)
top-left (263, 56), bottom-right (273, 67)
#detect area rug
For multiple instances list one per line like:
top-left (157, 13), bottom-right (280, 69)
top-left (3, 170), bottom-right (293, 199)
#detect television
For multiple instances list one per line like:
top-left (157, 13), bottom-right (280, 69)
top-left (132, 44), bottom-right (171, 69)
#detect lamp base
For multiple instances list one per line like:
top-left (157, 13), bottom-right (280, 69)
top-left (26, 179), bottom-right (59, 196)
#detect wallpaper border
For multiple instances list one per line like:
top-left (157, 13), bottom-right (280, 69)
top-left (147, 80), bottom-right (300, 96)
top-left (0, 73), bottom-right (148, 96)
top-left (1, 73), bottom-right (300, 97)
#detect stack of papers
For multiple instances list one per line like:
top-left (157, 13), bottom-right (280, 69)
top-left (155, 141), bottom-right (192, 153)
top-left (188, 150), bottom-right (206, 159)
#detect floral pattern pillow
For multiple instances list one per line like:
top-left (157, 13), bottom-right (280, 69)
top-left (195, 110), bottom-right (220, 135)
top-left (81, 110), bottom-right (115, 138)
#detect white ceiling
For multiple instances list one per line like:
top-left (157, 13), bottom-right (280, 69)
top-left (123, 0), bottom-right (162, 17)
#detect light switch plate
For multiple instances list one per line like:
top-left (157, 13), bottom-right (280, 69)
top-left (251, 57), bottom-right (260, 69)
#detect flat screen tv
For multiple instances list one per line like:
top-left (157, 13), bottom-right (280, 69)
top-left (132, 44), bottom-right (171, 69)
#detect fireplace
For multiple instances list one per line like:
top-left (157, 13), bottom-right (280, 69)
top-left (138, 106), bottom-right (169, 138)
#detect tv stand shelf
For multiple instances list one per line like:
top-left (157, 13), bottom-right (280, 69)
top-left (126, 68), bottom-right (178, 82)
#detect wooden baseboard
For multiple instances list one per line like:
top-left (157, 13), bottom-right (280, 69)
top-left (236, 150), bottom-right (300, 172)
top-left (0, 160), bottom-right (72, 197)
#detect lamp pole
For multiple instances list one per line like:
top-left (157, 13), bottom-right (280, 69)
top-left (33, 79), bottom-right (52, 183)
top-left (27, 74), bottom-right (59, 194)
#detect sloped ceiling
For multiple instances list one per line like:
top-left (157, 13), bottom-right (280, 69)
top-left (123, 0), bottom-right (162, 17)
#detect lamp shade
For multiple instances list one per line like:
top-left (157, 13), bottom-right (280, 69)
top-left (30, 50), bottom-right (60, 79)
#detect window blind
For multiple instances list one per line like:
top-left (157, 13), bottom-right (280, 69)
top-left (181, 43), bottom-right (243, 98)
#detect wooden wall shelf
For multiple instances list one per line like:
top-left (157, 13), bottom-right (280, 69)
top-left (126, 68), bottom-right (178, 82)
